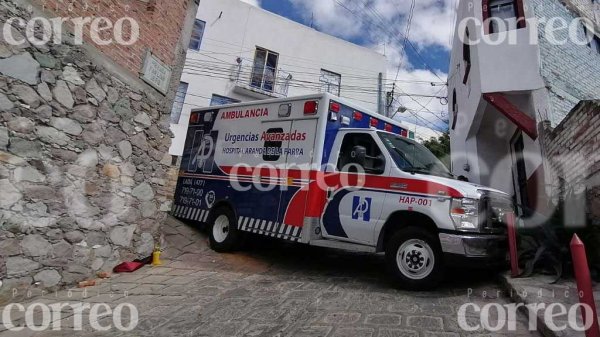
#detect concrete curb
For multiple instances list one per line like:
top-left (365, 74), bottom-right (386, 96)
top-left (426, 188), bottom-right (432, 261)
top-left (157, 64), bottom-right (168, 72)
top-left (498, 272), bottom-right (586, 337)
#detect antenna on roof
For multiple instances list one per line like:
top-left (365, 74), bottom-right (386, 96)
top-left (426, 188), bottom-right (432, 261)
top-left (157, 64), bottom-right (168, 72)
top-left (310, 12), bottom-right (314, 28)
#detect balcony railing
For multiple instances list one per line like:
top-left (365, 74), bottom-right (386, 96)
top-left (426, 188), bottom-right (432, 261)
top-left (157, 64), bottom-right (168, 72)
top-left (231, 58), bottom-right (292, 98)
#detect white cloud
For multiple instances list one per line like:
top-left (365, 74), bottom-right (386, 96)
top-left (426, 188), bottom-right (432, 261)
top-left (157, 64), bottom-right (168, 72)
top-left (239, 0), bottom-right (261, 7)
top-left (288, 0), bottom-right (455, 132)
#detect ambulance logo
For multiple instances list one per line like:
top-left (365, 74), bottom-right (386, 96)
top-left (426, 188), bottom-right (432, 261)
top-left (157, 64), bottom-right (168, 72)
top-left (352, 196), bottom-right (372, 221)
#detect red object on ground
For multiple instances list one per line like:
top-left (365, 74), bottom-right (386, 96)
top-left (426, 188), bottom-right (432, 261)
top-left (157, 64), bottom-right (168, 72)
top-left (113, 261), bottom-right (144, 273)
top-left (571, 234), bottom-right (600, 337)
top-left (506, 212), bottom-right (519, 277)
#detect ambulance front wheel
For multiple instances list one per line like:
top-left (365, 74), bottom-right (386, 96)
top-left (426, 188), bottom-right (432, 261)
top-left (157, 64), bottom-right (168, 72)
top-left (208, 207), bottom-right (240, 252)
top-left (385, 227), bottom-right (444, 290)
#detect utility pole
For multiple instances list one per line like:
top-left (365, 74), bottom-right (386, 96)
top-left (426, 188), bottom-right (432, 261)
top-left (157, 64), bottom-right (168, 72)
top-left (377, 72), bottom-right (383, 115)
top-left (386, 83), bottom-right (395, 117)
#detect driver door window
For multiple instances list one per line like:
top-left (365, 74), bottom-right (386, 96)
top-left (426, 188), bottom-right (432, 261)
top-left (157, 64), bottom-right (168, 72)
top-left (337, 133), bottom-right (385, 174)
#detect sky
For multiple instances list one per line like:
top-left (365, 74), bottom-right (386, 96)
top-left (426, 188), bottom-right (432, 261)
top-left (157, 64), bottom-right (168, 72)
top-left (239, 0), bottom-right (457, 135)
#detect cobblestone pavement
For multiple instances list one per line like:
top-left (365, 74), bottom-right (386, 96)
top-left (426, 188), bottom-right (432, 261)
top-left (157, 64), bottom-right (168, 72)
top-left (0, 217), bottom-right (540, 337)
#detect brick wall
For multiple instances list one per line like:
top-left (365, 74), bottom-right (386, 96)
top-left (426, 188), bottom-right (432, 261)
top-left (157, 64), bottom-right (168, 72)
top-left (33, 0), bottom-right (190, 74)
top-left (531, 0), bottom-right (600, 126)
top-left (542, 100), bottom-right (600, 224)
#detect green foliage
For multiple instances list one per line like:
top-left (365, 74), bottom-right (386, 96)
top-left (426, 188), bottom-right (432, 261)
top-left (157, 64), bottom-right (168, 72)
top-left (422, 132), bottom-right (450, 168)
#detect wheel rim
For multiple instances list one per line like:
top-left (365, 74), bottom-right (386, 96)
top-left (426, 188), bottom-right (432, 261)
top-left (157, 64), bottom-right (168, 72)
top-left (212, 215), bottom-right (230, 243)
top-left (396, 239), bottom-right (435, 280)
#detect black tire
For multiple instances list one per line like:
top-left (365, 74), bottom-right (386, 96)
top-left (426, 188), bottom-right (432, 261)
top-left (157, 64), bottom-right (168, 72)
top-left (385, 227), bottom-right (444, 290)
top-left (207, 207), bottom-right (240, 252)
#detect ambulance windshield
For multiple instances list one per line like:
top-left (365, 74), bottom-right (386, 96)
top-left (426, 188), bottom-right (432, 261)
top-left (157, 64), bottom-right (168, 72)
top-left (378, 132), bottom-right (453, 178)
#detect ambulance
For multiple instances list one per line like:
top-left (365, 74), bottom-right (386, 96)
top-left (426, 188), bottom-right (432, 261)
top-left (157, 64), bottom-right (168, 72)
top-left (172, 93), bottom-right (513, 289)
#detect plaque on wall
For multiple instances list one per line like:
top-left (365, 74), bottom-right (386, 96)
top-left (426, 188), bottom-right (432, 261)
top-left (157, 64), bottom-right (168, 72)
top-left (141, 52), bottom-right (172, 94)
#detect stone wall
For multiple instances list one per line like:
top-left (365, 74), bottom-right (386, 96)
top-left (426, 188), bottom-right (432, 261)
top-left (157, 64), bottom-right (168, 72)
top-left (531, 0), bottom-right (600, 126)
top-left (0, 1), bottom-right (177, 302)
top-left (542, 100), bottom-right (600, 225)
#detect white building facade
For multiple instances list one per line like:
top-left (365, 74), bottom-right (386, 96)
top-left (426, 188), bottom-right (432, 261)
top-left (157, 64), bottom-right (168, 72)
top-left (448, 0), bottom-right (600, 210)
top-left (169, 0), bottom-right (388, 155)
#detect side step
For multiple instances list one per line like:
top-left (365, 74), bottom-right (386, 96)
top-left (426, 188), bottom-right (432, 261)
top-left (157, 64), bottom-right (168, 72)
top-left (309, 239), bottom-right (376, 253)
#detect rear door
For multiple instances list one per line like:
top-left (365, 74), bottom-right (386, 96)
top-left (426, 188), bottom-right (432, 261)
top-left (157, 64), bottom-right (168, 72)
top-left (260, 120), bottom-right (293, 227)
top-left (279, 118), bottom-right (319, 228)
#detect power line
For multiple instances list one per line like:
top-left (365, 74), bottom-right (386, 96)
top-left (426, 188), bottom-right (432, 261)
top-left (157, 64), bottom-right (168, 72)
top-left (186, 52), bottom-right (444, 85)
top-left (335, 0), bottom-right (446, 84)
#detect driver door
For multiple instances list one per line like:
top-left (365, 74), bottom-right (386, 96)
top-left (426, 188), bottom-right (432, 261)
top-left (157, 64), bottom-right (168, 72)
top-left (321, 132), bottom-right (387, 245)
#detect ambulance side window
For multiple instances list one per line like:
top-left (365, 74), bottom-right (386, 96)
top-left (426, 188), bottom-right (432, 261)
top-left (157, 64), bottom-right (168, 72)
top-left (337, 133), bottom-right (385, 174)
top-left (263, 127), bottom-right (283, 161)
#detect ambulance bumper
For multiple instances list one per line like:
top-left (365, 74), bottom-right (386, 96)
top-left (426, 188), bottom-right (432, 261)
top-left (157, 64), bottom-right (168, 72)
top-left (438, 232), bottom-right (508, 268)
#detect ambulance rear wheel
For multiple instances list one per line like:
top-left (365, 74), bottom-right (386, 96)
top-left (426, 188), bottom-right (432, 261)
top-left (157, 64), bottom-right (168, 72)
top-left (386, 227), bottom-right (444, 290)
top-left (208, 207), bottom-right (240, 252)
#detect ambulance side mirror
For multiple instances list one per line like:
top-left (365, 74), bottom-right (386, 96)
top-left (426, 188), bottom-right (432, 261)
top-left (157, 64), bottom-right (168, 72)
top-left (350, 145), bottom-right (367, 167)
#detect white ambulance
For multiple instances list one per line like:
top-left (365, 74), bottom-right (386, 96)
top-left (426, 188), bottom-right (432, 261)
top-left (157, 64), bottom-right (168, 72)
top-left (173, 93), bottom-right (513, 289)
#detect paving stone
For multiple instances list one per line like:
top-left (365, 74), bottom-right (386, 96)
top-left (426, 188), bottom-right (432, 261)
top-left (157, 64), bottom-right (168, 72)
top-left (331, 327), bottom-right (375, 337)
top-left (406, 316), bottom-right (444, 330)
top-left (377, 329), bottom-right (419, 337)
top-left (3, 216), bottom-right (540, 337)
top-left (365, 314), bottom-right (401, 326)
top-left (323, 312), bottom-right (362, 324)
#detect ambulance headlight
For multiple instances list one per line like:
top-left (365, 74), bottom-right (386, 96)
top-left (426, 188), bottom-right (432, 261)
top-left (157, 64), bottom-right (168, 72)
top-left (450, 198), bottom-right (480, 232)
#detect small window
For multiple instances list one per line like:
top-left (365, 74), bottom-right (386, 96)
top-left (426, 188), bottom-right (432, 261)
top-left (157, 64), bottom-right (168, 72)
top-left (337, 133), bottom-right (385, 174)
top-left (170, 82), bottom-right (188, 124)
top-left (451, 90), bottom-right (458, 130)
top-left (462, 29), bottom-right (471, 84)
top-left (189, 20), bottom-right (206, 51)
top-left (320, 69), bottom-right (342, 96)
top-left (262, 128), bottom-right (284, 162)
top-left (210, 94), bottom-right (240, 106)
top-left (251, 48), bottom-right (279, 92)
top-left (484, 0), bottom-right (525, 34)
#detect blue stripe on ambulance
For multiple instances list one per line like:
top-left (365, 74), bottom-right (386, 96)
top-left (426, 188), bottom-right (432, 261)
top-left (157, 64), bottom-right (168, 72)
top-left (321, 101), bottom-right (407, 165)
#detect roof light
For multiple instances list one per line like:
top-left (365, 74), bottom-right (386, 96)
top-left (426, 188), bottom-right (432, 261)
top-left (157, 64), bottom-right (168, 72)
top-left (370, 118), bottom-right (378, 127)
top-left (304, 100), bottom-right (319, 115)
top-left (353, 111), bottom-right (363, 121)
top-left (330, 102), bottom-right (341, 113)
top-left (385, 123), bottom-right (393, 132)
